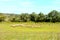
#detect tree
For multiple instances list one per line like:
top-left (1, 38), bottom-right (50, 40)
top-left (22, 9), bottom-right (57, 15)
top-left (30, 12), bottom-right (38, 22)
top-left (20, 13), bottom-right (30, 22)
top-left (56, 12), bottom-right (60, 22)
top-left (37, 12), bottom-right (45, 22)
top-left (9, 14), bottom-right (16, 22)
top-left (44, 15), bottom-right (52, 22)
top-left (48, 10), bottom-right (60, 22)
top-left (0, 13), bottom-right (5, 22)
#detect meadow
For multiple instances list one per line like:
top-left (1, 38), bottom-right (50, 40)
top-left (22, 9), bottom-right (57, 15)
top-left (0, 22), bottom-right (60, 40)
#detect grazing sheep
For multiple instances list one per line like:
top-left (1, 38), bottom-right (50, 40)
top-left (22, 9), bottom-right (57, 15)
top-left (11, 24), bottom-right (41, 28)
top-left (11, 24), bottom-right (24, 27)
top-left (11, 25), bottom-right (16, 27)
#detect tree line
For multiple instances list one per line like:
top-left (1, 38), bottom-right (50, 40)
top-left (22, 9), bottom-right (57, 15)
top-left (0, 10), bottom-right (60, 23)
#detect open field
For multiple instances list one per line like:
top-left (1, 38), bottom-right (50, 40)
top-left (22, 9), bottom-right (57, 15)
top-left (0, 22), bottom-right (60, 40)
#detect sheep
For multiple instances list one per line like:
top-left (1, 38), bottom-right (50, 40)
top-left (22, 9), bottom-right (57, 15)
top-left (11, 24), bottom-right (41, 28)
top-left (11, 24), bottom-right (24, 27)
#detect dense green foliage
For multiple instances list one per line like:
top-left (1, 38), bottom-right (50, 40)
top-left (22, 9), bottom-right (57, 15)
top-left (0, 10), bottom-right (60, 22)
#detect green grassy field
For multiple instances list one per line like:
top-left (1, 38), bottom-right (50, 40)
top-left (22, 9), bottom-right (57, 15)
top-left (0, 22), bottom-right (60, 40)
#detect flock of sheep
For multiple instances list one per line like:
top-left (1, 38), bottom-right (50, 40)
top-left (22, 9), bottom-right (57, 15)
top-left (11, 24), bottom-right (41, 28)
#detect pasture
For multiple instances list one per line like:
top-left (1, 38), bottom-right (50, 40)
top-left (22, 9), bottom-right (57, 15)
top-left (0, 22), bottom-right (60, 40)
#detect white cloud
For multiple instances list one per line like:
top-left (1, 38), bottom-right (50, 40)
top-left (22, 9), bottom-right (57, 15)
top-left (0, 5), bottom-right (18, 13)
top-left (0, 0), bottom-right (10, 1)
top-left (19, 1), bottom-right (33, 7)
top-left (52, 0), bottom-right (60, 5)
top-left (0, 0), bottom-right (15, 2)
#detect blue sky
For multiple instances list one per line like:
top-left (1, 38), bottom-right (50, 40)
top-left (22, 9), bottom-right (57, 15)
top-left (0, 0), bottom-right (60, 14)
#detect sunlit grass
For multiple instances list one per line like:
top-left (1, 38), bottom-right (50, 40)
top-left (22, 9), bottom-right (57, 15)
top-left (0, 22), bottom-right (60, 32)
top-left (0, 22), bottom-right (60, 40)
